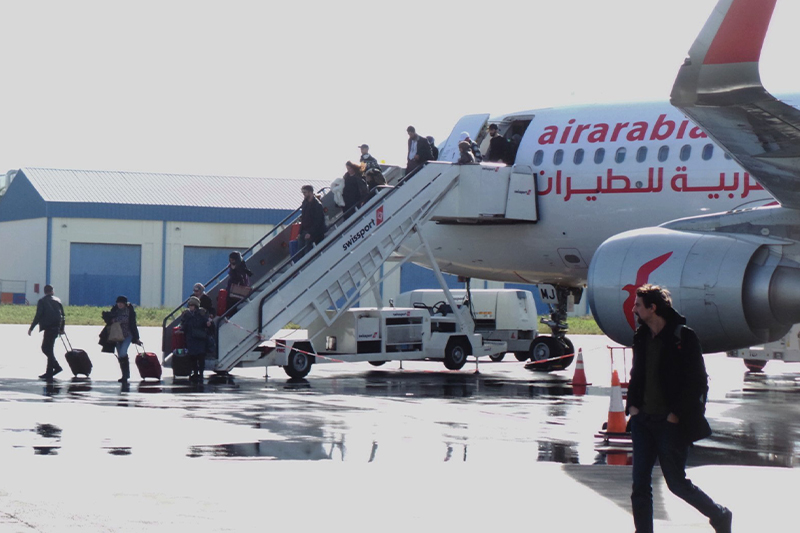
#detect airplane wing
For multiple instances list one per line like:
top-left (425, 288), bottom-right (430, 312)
top-left (670, 0), bottom-right (800, 208)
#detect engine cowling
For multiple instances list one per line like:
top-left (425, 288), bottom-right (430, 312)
top-left (587, 227), bottom-right (800, 353)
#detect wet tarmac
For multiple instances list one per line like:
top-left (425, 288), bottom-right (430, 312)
top-left (3, 324), bottom-right (800, 531)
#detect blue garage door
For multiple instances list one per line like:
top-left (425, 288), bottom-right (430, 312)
top-left (400, 263), bottom-right (461, 293)
top-left (70, 243), bottom-right (142, 306)
top-left (182, 247), bottom-right (241, 302)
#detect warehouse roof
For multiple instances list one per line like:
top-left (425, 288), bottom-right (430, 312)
top-left (0, 168), bottom-right (332, 224)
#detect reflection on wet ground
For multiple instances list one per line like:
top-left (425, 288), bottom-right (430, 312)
top-left (3, 337), bottom-right (800, 468)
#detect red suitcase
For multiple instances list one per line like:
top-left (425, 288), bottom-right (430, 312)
top-left (135, 344), bottom-right (162, 380)
top-left (172, 327), bottom-right (185, 350)
top-left (61, 334), bottom-right (92, 377)
top-left (217, 289), bottom-right (228, 316)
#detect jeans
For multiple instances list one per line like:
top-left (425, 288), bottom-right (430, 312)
top-left (116, 336), bottom-right (132, 359)
top-left (630, 413), bottom-right (723, 532)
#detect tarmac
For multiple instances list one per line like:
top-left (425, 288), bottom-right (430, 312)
top-left (1, 324), bottom-right (797, 531)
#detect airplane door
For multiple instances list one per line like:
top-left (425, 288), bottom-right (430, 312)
top-left (438, 114), bottom-right (490, 163)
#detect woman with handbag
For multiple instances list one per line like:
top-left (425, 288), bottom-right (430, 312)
top-left (178, 296), bottom-right (212, 382)
top-left (225, 251), bottom-right (253, 314)
top-left (101, 295), bottom-right (141, 383)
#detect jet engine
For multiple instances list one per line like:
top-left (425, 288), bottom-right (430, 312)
top-left (587, 227), bottom-right (800, 353)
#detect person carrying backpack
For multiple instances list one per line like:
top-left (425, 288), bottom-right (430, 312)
top-left (626, 284), bottom-right (731, 533)
top-left (28, 284), bottom-right (65, 380)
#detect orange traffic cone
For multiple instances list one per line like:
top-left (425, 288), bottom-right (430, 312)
top-left (607, 370), bottom-right (627, 434)
top-left (571, 348), bottom-right (588, 396)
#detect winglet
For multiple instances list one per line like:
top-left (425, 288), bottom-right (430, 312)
top-left (671, 0), bottom-right (778, 107)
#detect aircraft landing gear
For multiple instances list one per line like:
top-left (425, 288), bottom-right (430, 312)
top-left (529, 286), bottom-right (580, 372)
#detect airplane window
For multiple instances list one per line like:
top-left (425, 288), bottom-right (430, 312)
top-left (573, 149), bottom-right (584, 165)
top-left (680, 144), bottom-right (691, 161)
top-left (658, 146), bottom-right (669, 162)
top-left (554, 149), bottom-right (564, 165)
top-left (636, 146), bottom-right (647, 163)
top-left (702, 144), bottom-right (714, 160)
top-left (615, 147), bottom-right (627, 164)
top-left (533, 150), bottom-right (544, 166)
top-left (594, 148), bottom-right (605, 164)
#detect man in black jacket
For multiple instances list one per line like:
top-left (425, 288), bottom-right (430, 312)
top-left (626, 284), bottom-right (731, 533)
top-left (405, 126), bottom-right (433, 177)
top-left (484, 123), bottom-right (507, 163)
top-left (28, 284), bottom-right (65, 380)
top-left (298, 184), bottom-right (326, 259)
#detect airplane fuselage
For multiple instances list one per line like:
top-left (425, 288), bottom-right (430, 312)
top-left (416, 98), bottom-right (798, 287)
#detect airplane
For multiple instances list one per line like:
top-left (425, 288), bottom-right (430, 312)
top-left (403, 0), bottom-right (800, 371)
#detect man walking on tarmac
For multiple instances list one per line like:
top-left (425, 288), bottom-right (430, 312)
top-left (627, 284), bottom-right (732, 533)
top-left (28, 284), bottom-right (65, 380)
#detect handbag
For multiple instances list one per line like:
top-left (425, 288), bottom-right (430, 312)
top-left (229, 283), bottom-right (252, 299)
top-left (108, 321), bottom-right (125, 343)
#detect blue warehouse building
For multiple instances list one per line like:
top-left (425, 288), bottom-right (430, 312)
top-left (0, 167), bottom-right (556, 312)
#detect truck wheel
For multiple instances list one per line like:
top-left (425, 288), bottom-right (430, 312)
top-left (513, 352), bottom-right (529, 361)
top-left (490, 353), bottom-right (506, 362)
top-left (369, 361), bottom-right (387, 367)
top-left (284, 349), bottom-right (312, 379)
top-left (444, 339), bottom-right (470, 370)
top-left (744, 359), bottom-right (766, 372)
top-left (527, 337), bottom-right (563, 372)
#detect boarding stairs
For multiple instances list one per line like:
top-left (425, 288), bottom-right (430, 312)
top-left (162, 163), bottom-right (464, 373)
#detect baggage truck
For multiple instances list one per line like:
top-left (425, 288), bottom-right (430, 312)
top-left (393, 289), bottom-right (539, 362)
top-left (255, 306), bottom-right (507, 379)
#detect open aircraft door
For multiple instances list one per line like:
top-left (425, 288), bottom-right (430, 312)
top-left (438, 113), bottom-right (490, 163)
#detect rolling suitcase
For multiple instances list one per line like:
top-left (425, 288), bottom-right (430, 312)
top-left (61, 333), bottom-right (92, 377)
top-left (171, 348), bottom-right (193, 378)
top-left (135, 344), bottom-right (162, 380)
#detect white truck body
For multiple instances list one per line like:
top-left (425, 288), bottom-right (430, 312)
top-left (252, 307), bottom-right (507, 378)
top-left (393, 289), bottom-right (538, 355)
top-left (728, 323), bottom-right (800, 371)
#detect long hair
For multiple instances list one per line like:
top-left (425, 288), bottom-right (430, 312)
top-left (636, 284), bottom-right (673, 317)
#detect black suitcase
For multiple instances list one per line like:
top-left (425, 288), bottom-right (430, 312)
top-left (171, 349), bottom-right (193, 378)
top-left (61, 334), bottom-right (92, 377)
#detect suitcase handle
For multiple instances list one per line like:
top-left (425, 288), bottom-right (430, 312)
top-left (134, 342), bottom-right (146, 355)
top-left (59, 332), bottom-right (74, 352)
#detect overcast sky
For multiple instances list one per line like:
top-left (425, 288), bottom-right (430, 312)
top-left (1, 0), bottom-right (798, 182)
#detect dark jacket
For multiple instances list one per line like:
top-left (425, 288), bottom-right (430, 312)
top-left (300, 195), bottom-right (326, 244)
top-left (226, 261), bottom-right (253, 290)
top-left (30, 294), bottom-right (64, 332)
top-left (342, 172), bottom-right (368, 213)
top-left (180, 308), bottom-right (211, 356)
top-left (485, 134), bottom-right (508, 162)
top-left (199, 293), bottom-right (214, 316)
top-left (407, 135), bottom-right (433, 164)
top-left (360, 153), bottom-right (381, 173)
top-left (626, 308), bottom-right (711, 443)
top-left (99, 303), bottom-right (140, 352)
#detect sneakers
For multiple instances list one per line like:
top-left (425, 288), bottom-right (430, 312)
top-left (711, 506), bottom-right (732, 533)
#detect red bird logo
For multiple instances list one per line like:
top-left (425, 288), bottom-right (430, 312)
top-left (622, 252), bottom-right (673, 330)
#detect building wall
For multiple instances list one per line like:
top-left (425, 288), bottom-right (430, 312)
top-left (163, 221), bottom-right (271, 307)
top-left (51, 218), bottom-right (162, 307)
top-left (0, 218), bottom-right (47, 303)
top-left (47, 218), bottom-right (272, 307)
